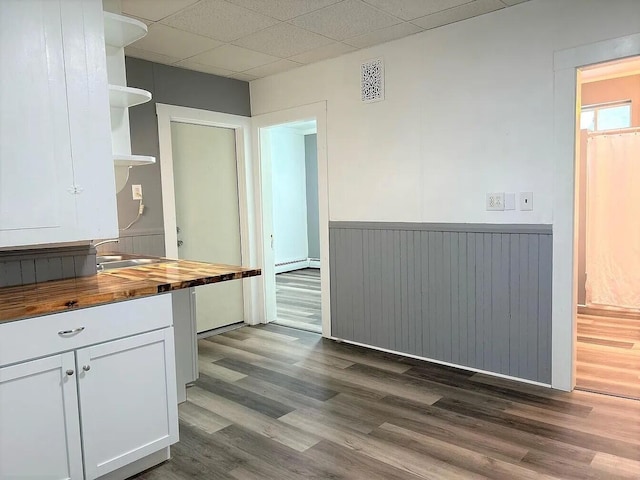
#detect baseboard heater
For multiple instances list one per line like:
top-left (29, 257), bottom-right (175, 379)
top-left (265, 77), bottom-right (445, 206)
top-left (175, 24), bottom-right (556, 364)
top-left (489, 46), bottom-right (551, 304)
top-left (275, 258), bottom-right (320, 273)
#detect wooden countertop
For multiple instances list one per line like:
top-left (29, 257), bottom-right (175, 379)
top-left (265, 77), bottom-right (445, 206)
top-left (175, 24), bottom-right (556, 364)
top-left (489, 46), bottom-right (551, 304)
top-left (0, 257), bottom-right (261, 324)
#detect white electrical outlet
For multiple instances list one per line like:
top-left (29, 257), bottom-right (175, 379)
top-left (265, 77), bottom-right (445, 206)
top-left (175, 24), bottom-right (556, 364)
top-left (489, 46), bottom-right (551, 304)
top-left (132, 184), bottom-right (143, 200)
top-left (486, 192), bottom-right (505, 211)
top-left (520, 192), bottom-right (533, 211)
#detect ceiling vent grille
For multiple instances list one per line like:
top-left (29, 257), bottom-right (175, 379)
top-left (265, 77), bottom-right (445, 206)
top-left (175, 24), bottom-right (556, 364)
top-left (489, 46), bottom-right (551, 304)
top-left (361, 58), bottom-right (384, 103)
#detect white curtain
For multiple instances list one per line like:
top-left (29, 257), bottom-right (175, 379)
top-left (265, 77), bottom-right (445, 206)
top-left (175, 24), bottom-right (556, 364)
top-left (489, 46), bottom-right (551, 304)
top-left (585, 132), bottom-right (640, 309)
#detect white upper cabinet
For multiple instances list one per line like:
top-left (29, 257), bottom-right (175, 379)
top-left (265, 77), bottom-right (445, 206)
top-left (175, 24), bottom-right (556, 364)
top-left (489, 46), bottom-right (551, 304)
top-left (0, 0), bottom-right (117, 248)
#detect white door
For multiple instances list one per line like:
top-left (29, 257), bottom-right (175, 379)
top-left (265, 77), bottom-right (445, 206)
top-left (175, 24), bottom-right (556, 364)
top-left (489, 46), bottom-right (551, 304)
top-left (171, 122), bottom-right (245, 332)
top-left (76, 329), bottom-right (178, 479)
top-left (0, 353), bottom-right (83, 480)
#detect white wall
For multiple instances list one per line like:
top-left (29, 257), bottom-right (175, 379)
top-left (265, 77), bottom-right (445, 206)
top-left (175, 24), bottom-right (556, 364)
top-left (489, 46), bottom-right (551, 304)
top-left (269, 126), bottom-right (308, 264)
top-left (250, 0), bottom-right (640, 225)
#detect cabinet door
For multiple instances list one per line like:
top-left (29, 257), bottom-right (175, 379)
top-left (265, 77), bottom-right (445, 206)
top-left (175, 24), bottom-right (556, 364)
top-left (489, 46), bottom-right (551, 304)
top-left (77, 328), bottom-right (179, 479)
top-left (61, 0), bottom-right (118, 242)
top-left (0, 0), bottom-right (117, 248)
top-left (0, 0), bottom-right (77, 247)
top-left (0, 353), bottom-right (83, 480)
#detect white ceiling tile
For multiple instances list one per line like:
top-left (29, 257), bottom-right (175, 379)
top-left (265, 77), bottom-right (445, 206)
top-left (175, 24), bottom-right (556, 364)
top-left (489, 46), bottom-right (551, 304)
top-left (162, 0), bottom-right (279, 42)
top-left (291, 0), bottom-right (400, 41)
top-left (362, 0), bottom-right (471, 21)
top-left (344, 22), bottom-right (422, 48)
top-left (225, 0), bottom-right (341, 21)
top-left (188, 44), bottom-right (280, 72)
top-left (124, 46), bottom-right (181, 65)
top-left (174, 60), bottom-right (235, 78)
top-left (289, 42), bottom-right (357, 64)
top-left (231, 72), bottom-right (259, 81)
top-left (129, 24), bottom-right (222, 60)
top-left (233, 23), bottom-right (334, 58)
top-left (411, 0), bottom-right (505, 30)
top-left (122, 0), bottom-right (200, 22)
top-left (242, 59), bottom-right (302, 78)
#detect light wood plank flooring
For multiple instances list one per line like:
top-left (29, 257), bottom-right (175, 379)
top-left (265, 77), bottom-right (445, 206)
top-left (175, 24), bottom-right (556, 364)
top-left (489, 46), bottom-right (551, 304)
top-left (135, 325), bottom-right (640, 480)
top-left (577, 313), bottom-right (640, 400)
top-left (275, 268), bottom-right (321, 333)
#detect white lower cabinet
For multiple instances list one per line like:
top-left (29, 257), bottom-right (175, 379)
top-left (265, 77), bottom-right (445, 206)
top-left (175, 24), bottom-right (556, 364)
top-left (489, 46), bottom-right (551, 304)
top-left (0, 353), bottom-right (84, 480)
top-left (78, 329), bottom-right (178, 479)
top-left (0, 295), bottom-right (178, 480)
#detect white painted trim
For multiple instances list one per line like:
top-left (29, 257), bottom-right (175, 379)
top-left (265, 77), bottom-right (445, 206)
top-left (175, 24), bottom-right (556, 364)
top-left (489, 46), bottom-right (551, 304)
top-left (330, 336), bottom-right (551, 389)
top-left (156, 103), bottom-right (260, 326)
top-left (552, 34), bottom-right (640, 391)
top-left (251, 102), bottom-right (331, 337)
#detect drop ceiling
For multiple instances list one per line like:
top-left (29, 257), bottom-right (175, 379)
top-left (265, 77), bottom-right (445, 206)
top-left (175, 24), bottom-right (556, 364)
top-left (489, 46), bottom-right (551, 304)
top-left (123, 0), bottom-right (530, 82)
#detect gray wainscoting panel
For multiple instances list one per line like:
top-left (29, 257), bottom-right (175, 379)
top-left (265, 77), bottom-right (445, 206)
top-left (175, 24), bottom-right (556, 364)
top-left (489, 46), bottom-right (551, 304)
top-left (329, 222), bottom-right (553, 383)
top-left (96, 231), bottom-right (166, 257)
top-left (0, 246), bottom-right (96, 287)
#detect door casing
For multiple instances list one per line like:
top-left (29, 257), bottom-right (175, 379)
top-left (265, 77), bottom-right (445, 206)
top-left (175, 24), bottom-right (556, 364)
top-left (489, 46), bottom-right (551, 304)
top-left (156, 103), bottom-right (259, 325)
top-left (252, 102), bottom-right (331, 336)
top-left (552, 33), bottom-right (640, 391)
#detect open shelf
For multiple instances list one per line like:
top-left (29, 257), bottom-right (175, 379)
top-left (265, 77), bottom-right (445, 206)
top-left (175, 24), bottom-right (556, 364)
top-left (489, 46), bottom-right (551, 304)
top-left (113, 154), bottom-right (156, 167)
top-left (104, 12), bottom-right (147, 48)
top-left (108, 85), bottom-right (152, 108)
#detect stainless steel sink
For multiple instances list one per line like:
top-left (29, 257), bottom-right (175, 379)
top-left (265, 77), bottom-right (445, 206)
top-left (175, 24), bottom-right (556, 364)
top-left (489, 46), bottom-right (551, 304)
top-left (97, 257), bottom-right (171, 271)
top-left (96, 255), bottom-right (125, 263)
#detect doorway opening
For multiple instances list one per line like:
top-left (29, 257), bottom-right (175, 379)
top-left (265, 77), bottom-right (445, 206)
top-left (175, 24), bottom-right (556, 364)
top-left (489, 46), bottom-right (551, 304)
top-left (574, 56), bottom-right (640, 399)
top-left (261, 120), bottom-right (321, 333)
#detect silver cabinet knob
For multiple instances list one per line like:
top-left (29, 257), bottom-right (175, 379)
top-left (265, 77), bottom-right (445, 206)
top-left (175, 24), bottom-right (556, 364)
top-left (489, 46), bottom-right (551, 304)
top-left (82, 365), bottom-right (91, 372)
top-left (66, 369), bottom-right (74, 376)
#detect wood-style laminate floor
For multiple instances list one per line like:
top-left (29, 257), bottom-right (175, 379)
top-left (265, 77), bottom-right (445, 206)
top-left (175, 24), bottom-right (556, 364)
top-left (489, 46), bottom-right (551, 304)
top-left (576, 313), bottom-right (640, 400)
top-left (275, 268), bottom-right (321, 333)
top-left (135, 324), bottom-right (640, 480)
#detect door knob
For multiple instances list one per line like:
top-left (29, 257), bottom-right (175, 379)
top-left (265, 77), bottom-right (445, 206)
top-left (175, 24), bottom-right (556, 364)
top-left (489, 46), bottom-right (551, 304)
top-left (82, 365), bottom-right (91, 372)
top-left (66, 369), bottom-right (74, 376)
top-left (177, 240), bottom-right (184, 247)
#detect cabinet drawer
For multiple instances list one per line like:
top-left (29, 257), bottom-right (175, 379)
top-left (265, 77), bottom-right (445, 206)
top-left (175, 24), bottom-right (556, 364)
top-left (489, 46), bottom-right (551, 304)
top-left (0, 294), bottom-right (172, 367)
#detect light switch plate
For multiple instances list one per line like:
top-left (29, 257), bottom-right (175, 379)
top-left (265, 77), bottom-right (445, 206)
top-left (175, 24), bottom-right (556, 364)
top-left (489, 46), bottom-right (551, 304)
top-left (486, 192), bottom-right (505, 211)
top-left (520, 192), bottom-right (533, 211)
top-left (132, 184), bottom-right (143, 200)
top-left (504, 193), bottom-right (515, 210)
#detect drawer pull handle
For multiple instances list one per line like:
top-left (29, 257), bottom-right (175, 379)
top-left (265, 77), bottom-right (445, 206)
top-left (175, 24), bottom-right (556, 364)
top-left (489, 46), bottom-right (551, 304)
top-left (58, 327), bottom-right (85, 336)
top-left (66, 369), bottom-right (74, 376)
top-left (82, 365), bottom-right (91, 372)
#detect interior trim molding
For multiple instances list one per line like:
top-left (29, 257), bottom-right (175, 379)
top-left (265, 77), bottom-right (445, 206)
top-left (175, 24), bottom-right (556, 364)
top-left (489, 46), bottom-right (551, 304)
top-left (330, 221), bottom-right (552, 235)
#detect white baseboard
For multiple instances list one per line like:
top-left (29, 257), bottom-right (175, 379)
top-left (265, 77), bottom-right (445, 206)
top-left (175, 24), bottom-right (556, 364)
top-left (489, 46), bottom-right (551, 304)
top-left (329, 336), bottom-right (552, 389)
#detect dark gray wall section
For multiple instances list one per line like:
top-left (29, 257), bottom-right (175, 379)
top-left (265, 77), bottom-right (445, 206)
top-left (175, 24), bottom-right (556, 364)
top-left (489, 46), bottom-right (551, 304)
top-left (304, 134), bottom-right (320, 259)
top-left (0, 246), bottom-right (96, 287)
top-left (116, 58), bottom-right (251, 256)
top-left (329, 222), bottom-right (553, 384)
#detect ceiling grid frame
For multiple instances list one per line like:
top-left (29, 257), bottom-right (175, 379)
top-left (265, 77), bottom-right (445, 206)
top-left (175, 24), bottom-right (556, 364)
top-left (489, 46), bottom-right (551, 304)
top-left (122, 0), bottom-right (530, 81)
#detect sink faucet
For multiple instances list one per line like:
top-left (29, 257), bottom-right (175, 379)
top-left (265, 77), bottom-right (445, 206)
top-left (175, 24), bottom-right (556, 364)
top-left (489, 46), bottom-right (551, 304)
top-left (93, 238), bottom-right (120, 248)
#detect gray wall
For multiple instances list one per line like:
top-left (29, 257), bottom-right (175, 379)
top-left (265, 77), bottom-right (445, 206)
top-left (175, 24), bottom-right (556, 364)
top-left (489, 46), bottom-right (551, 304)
top-left (304, 134), bottom-right (320, 259)
top-left (329, 222), bottom-right (553, 384)
top-left (0, 246), bottom-right (96, 287)
top-left (114, 58), bottom-right (251, 256)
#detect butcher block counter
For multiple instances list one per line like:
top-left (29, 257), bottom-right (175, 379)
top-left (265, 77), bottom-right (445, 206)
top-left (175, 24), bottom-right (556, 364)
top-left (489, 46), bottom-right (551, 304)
top-left (0, 256), bottom-right (261, 324)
